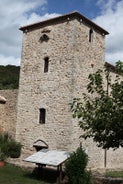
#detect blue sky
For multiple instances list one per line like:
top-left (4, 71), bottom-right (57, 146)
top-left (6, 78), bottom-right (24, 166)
top-left (47, 0), bottom-right (99, 18)
top-left (0, 0), bottom-right (123, 65)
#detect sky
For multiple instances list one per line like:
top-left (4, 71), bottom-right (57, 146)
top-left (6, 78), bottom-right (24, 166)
top-left (0, 0), bottom-right (123, 66)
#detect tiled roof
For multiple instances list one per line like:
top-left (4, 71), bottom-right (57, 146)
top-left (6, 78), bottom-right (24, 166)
top-left (20, 11), bottom-right (109, 35)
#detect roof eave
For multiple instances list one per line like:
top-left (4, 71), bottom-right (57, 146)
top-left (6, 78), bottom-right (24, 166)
top-left (19, 11), bottom-right (109, 35)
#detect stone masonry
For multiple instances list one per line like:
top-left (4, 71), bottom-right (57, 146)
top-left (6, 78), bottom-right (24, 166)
top-left (1, 12), bottom-right (123, 169)
top-left (0, 89), bottom-right (18, 137)
top-left (16, 12), bottom-right (109, 168)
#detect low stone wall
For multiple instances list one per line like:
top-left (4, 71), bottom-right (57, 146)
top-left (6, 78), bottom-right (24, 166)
top-left (0, 89), bottom-right (18, 137)
top-left (93, 176), bottom-right (123, 184)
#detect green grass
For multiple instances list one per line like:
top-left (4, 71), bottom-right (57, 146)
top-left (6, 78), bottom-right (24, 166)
top-left (0, 164), bottom-right (57, 184)
top-left (105, 171), bottom-right (123, 178)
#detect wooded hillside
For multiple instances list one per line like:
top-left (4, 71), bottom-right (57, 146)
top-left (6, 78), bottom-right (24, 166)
top-left (0, 65), bottom-right (20, 89)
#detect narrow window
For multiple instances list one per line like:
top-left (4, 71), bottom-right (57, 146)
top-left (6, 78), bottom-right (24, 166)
top-left (44, 57), bottom-right (49, 73)
top-left (39, 108), bottom-right (46, 124)
top-left (89, 28), bottom-right (93, 42)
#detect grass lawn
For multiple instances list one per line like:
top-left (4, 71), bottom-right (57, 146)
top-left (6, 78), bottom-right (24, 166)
top-left (0, 163), bottom-right (58, 184)
top-left (105, 171), bottom-right (123, 178)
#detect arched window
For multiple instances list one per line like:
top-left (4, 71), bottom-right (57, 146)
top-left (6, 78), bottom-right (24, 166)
top-left (44, 57), bottom-right (49, 73)
top-left (89, 28), bottom-right (93, 42)
top-left (39, 108), bottom-right (46, 124)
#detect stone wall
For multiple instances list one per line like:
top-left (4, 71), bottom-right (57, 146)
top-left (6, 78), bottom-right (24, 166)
top-left (93, 176), bottom-right (123, 184)
top-left (0, 89), bottom-right (18, 137)
top-left (16, 17), bottom-right (107, 168)
top-left (1, 16), bottom-right (121, 170)
top-left (0, 70), bottom-right (122, 169)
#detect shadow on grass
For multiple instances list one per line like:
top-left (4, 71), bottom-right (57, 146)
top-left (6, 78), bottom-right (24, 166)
top-left (0, 163), bottom-right (69, 184)
top-left (24, 166), bottom-right (64, 184)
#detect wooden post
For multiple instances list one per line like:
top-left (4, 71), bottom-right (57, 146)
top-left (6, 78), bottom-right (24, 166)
top-left (57, 164), bottom-right (62, 184)
top-left (57, 165), bottom-right (60, 184)
top-left (59, 164), bottom-right (62, 182)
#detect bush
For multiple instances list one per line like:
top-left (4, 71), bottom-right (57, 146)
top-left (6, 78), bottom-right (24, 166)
top-left (65, 146), bottom-right (92, 184)
top-left (8, 140), bottom-right (22, 158)
top-left (0, 133), bottom-right (10, 159)
top-left (0, 132), bottom-right (22, 161)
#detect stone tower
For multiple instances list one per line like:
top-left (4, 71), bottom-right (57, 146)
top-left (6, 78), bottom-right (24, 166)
top-left (16, 12), bottom-right (109, 168)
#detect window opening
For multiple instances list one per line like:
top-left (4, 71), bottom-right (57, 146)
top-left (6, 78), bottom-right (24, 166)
top-left (33, 139), bottom-right (48, 151)
top-left (44, 57), bottom-right (49, 73)
top-left (0, 95), bottom-right (6, 104)
top-left (89, 28), bottom-right (93, 42)
top-left (40, 34), bottom-right (49, 42)
top-left (39, 108), bottom-right (46, 124)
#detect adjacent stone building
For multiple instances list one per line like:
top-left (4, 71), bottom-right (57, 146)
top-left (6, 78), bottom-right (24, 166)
top-left (1, 12), bottom-right (123, 169)
top-left (0, 90), bottom-right (18, 137)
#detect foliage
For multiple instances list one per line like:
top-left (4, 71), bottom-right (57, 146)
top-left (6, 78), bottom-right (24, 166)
top-left (0, 132), bottom-right (10, 160)
top-left (8, 140), bottom-right (22, 158)
top-left (71, 61), bottom-right (123, 149)
top-left (115, 60), bottom-right (123, 75)
top-left (0, 132), bottom-right (22, 161)
top-left (0, 148), bottom-right (6, 161)
top-left (65, 146), bottom-right (92, 184)
top-left (0, 65), bottom-right (20, 89)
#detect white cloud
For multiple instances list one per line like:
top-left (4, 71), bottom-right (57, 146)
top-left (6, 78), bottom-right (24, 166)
top-left (1, 0), bottom-right (122, 66)
top-left (20, 13), bottom-right (61, 27)
top-left (0, 0), bottom-right (60, 66)
top-left (93, 0), bottom-right (123, 64)
top-left (0, 54), bottom-right (20, 66)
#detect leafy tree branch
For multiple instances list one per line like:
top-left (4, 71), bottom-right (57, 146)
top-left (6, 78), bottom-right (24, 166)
top-left (71, 61), bottom-right (123, 149)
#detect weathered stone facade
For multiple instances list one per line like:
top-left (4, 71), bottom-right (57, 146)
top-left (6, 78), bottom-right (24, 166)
top-left (16, 12), bottom-right (107, 168)
top-left (1, 12), bottom-right (123, 169)
top-left (0, 89), bottom-right (18, 137)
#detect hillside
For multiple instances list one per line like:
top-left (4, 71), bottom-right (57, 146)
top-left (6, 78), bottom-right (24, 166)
top-left (0, 65), bottom-right (20, 89)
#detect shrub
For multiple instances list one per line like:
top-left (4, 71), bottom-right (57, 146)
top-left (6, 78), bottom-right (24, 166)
top-left (0, 132), bottom-right (22, 161)
top-left (0, 148), bottom-right (7, 161)
top-left (8, 140), bottom-right (22, 158)
top-left (65, 146), bottom-right (92, 184)
top-left (0, 133), bottom-right (10, 159)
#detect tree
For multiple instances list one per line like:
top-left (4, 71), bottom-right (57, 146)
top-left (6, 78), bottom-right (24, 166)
top-left (0, 65), bottom-right (20, 89)
top-left (71, 61), bottom-right (123, 149)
